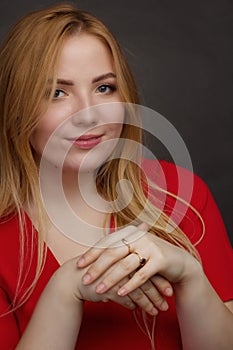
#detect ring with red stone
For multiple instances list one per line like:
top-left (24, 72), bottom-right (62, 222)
top-left (132, 251), bottom-right (147, 268)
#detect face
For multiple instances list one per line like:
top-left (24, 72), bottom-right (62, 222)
top-left (30, 33), bottom-right (124, 173)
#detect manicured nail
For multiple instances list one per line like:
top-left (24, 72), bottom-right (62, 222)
top-left (82, 273), bottom-right (91, 284)
top-left (165, 287), bottom-right (173, 296)
top-left (117, 288), bottom-right (127, 296)
top-left (77, 257), bottom-right (85, 267)
top-left (160, 301), bottom-right (169, 311)
top-left (96, 283), bottom-right (106, 294)
top-left (151, 307), bottom-right (158, 316)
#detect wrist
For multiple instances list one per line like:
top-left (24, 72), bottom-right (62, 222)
top-left (48, 260), bottom-right (84, 306)
top-left (173, 257), bottom-right (204, 295)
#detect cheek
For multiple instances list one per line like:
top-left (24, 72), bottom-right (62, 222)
top-left (108, 124), bottom-right (123, 138)
top-left (30, 118), bottom-right (59, 156)
top-left (104, 103), bottom-right (125, 137)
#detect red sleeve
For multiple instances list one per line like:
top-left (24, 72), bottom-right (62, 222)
top-left (0, 288), bottom-right (20, 349)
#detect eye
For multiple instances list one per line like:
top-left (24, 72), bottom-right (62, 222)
top-left (96, 84), bottom-right (116, 94)
top-left (53, 89), bottom-right (66, 99)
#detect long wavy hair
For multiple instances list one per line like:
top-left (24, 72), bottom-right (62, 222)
top-left (0, 4), bottom-right (203, 340)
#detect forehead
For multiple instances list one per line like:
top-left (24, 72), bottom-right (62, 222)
top-left (56, 33), bottom-right (114, 77)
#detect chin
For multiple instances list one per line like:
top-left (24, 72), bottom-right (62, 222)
top-left (62, 157), bottom-right (104, 174)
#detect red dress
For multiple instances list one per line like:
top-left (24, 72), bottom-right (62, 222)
top-left (0, 160), bottom-right (233, 349)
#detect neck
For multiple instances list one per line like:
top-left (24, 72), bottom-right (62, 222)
top-left (62, 167), bottom-right (111, 214)
top-left (38, 161), bottom-right (111, 244)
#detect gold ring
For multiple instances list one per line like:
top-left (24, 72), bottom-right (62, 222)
top-left (122, 238), bottom-right (131, 254)
top-left (132, 251), bottom-right (147, 268)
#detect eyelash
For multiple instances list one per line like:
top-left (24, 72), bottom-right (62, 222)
top-left (52, 83), bottom-right (117, 100)
top-left (96, 84), bottom-right (117, 94)
top-left (53, 89), bottom-right (66, 99)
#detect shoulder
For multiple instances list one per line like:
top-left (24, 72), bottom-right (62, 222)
top-left (0, 214), bottom-right (21, 291)
top-left (0, 214), bottom-right (34, 286)
top-left (0, 212), bottom-right (34, 243)
top-left (141, 159), bottom-right (209, 244)
top-left (142, 159), bottom-right (233, 302)
top-left (142, 158), bottom-right (209, 213)
top-left (0, 214), bottom-right (20, 252)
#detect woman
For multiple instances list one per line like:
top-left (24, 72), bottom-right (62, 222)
top-left (0, 4), bottom-right (232, 350)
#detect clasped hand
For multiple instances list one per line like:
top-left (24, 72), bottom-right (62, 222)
top-left (76, 223), bottom-right (201, 316)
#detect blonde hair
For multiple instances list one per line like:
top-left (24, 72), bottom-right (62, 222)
top-left (0, 3), bottom-right (203, 342)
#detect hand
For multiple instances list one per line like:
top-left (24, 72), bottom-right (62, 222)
top-left (51, 257), bottom-right (170, 316)
top-left (78, 273), bottom-right (172, 316)
top-left (76, 224), bottom-right (176, 311)
top-left (77, 223), bottom-right (202, 297)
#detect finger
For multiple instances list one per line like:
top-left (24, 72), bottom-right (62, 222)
top-left (81, 245), bottom-right (127, 285)
top-left (117, 261), bottom-right (156, 296)
top-left (94, 253), bottom-right (142, 293)
top-left (129, 287), bottom-right (158, 316)
top-left (150, 275), bottom-right (173, 297)
top-left (106, 292), bottom-right (137, 311)
top-left (117, 296), bottom-right (136, 311)
top-left (77, 246), bottom-right (104, 270)
top-left (105, 277), bottom-right (136, 310)
top-left (79, 224), bottom-right (148, 284)
top-left (140, 279), bottom-right (169, 311)
top-left (77, 225), bottom-right (138, 268)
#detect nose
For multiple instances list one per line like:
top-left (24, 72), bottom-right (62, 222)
top-left (71, 96), bottom-right (98, 127)
top-left (72, 107), bottom-right (98, 127)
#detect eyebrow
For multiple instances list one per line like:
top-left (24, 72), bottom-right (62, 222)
top-left (55, 72), bottom-right (116, 86)
top-left (56, 79), bottom-right (74, 86)
top-left (92, 72), bottom-right (116, 83)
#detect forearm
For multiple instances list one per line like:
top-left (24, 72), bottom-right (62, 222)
top-left (174, 268), bottom-right (233, 350)
top-left (16, 271), bottom-right (83, 350)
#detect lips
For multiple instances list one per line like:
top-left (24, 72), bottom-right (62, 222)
top-left (71, 134), bottom-right (103, 149)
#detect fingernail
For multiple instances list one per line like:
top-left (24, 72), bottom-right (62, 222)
top-left (77, 257), bottom-right (85, 267)
top-left (96, 283), bottom-right (106, 293)
top-left (165, 287), bottom-right (173, 296)
top-left (82, 273), bottom-right (91, 284)
top-left (118, 288), bottom-right (127, 296)
top-left (160, 301), bottom-right (169, 311)
top-left (151, 307), bottom-right (158, 316)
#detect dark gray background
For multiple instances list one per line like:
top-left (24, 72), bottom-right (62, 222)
top-left (0, 0), bottom-right (232, 245)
